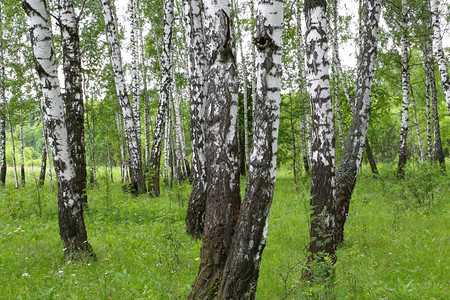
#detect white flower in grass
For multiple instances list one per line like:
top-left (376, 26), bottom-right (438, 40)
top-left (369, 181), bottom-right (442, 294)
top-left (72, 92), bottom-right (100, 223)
top-left (22, 273), bottom-right (31, 278)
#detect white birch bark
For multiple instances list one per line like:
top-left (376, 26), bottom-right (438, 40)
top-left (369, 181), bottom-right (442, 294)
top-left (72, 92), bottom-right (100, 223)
top-left (219, 0), bottom-right (284, 296)
top-left (129, 0), bottom-right (141, 140)
top-left (148, 0), bottom-right (174, 196)
top-left (101, 0), bottom-right (146, 194)
top-left (164, 104), bottom-right (171, 183)
top-left (305, 0), bottom-right (336, 259)
top-left (430, 0), bottom-right (450, 116)
top-left (23, 0), bottom-right (93, 256)
top-left (5, 102), bottom-right (19, 189)
top-left (188, 0), bottom-right (241, 296)
top-left (0, 4), bottom-right (5, 186)
top-left (20, 109), bottom-right (25, 186)
top-left (335, 0), bottom-right (381, 244)
top-left (183, 0), bottom-right (208, 237)
top-left (410, 87), bottom-right (425, 162)
top-left (397, 0), bottom-right (410, 180)
top-left (425, 73), bottom-right (433, 160)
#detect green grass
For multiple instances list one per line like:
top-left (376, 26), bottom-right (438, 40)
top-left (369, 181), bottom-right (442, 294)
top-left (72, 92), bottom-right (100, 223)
top-left (0, 163), bottom-right (449, 299)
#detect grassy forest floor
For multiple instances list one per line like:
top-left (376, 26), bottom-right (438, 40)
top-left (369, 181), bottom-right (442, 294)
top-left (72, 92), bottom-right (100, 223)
top-left (0, 162), bottom-right (449, 299)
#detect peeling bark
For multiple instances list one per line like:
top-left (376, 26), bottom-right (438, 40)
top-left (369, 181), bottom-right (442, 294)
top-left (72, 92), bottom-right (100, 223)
top-left (218, 0), bottom-right (284, 297)
top-left (187, 0), bottom-right (241, 297)
top-left (23, 0), bottom-right (94, 257)
top-left (335, 0), bottom-right (381, 245)
top-left (58, 0), bottom-right (87, 202)
top-left (101, 0), bottom-right (146, 194)
top-left (304, 0), bottom-right (337, 263)
top-left (183, 0), bottom-right (207, 237)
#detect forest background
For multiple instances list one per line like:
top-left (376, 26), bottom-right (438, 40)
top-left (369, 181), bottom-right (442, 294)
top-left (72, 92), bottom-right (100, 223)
top-left (0, 0), bottom-right (449, 298)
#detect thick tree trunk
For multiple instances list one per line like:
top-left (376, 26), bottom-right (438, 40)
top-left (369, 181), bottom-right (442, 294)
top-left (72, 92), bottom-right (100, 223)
top-left (116, 111), bottom-right (127, 183)
top-left (218, 0), bottom-right (284, 297)
top-left (397, 0), bottom-right (410, 180)
top-left (58, 0), bottom-right (87, 203)
top-left (101, 0), bottom-right (146, 194)
top-left (430, 0), bottom-right (450, 116)
top-left (23, 0), bottom-right (94, 257)
top-left (188, 0), bottom-right (241, 297)
top-left (183, 0), bottom-right (207, 237)
top-left (147, 0), bottom-right (174, 197)
top-left (335, 0), bottom-right (381, 245)
top-left (304, 0), bottom-right (337, 263)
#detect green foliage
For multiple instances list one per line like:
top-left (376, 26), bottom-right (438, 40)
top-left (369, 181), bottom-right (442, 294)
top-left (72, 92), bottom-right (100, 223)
top-left (0, 163), bottom-right (449, 298)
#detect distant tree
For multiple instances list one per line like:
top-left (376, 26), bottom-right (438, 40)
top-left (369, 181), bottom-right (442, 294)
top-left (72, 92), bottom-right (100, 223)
top-left (100, 0), bottom-right (146, 194)
top-left (23, 0), bottom-right (94, 257)
top-left (0, 3), bottom-right (4, 187)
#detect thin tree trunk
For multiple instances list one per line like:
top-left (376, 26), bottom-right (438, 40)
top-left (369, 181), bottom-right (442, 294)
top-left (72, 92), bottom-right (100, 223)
top-left (410, 86), bottom-right (425, 161)
top-left (116, 111), bottom-right (127, 183)
top-left (425, 73), bottom-right (433, 160)
top-left (335, 0), bottom-right (381, 245)
top-left (430, 0), bottom-right (450, 116)
top-left (39, 123), bottom-right (47, 186)
top-left (130, 0), bottom-right (142, 142)
top-left (183, 0), bottom-right (207, 237)
top-left (187, 0), bottom-right (241, 297)
top-left (85, 93), bottom-right (97, 185)
top-left (47, 137), bottom-right (55, 192)
top-left (332, 67), bottom-right (345, 150)
top-left (164, 105), bottom-right (171, 184)
top-left (218, 0), bottom-right (284, 296)
top-left (296, 3), bottom-right (310, 173)
top-left (397, 0), bottom-right (410, 180)
top-left (23, 0), bottom-right (94, 257)
top-left (424, 24), bottom-right (446, 169)
top-left (365, 137), bottom-right (379, 174)
top-left (19, 108), bottom-right (25, 186)
top-left (147, 0), bottom-right (174, 197)
top-left (289, 94), bottom-right (298, 187)
top-left (58, 0), bottom-right (87, 203)
top-left (0, 4), bottom-right (5, 187)
top-left (5, 102), bottom-right (19, 189)
top-left (304, 0), bottom-right (337, 263)
top-left (101, 0), bottom-right (146, 194)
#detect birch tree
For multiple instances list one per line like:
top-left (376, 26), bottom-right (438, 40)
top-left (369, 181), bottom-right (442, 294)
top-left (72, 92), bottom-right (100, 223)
top-left (397, 0), bottom-right (410, 180)
top-left (0, 3), bottom-right (4, 187)
top-left (335, 0), bottom-right (381, 244)
top-left (130, 0), bottom-right (141, 140)
top-left (147, 0), bottom-right (174, 197)
top-left (187, 0), bottom-right (241, 296)
top-left (304, 0), bottom-right (337, 261)
top-left (218, 0), bottom-right (284, 297)
top-left (101, 0), bottom-right (146, 194)
top-left (58, 0), bottom-right (87, 202)
top-left (23, 0), bottom-right (94, 257)
top-left (430, 0), bottom-right (450, 116)
top-left (183, 0), bottom-right (207, 237)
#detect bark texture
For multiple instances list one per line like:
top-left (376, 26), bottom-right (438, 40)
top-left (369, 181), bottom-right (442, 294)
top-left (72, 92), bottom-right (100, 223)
top-left (218, 0), bottom-right (284, 297)
top-left (183, 0), bottom-right (207, 237)
top-left (101, 0), bottom-right (146, 194)
top-left (130, 0), bottom-right (141, 141)
top-left (304, 0), bottom-right (337, 261)
top-left (335, 0), bottom-right (381, 245)
top-left (0, 3), bottom-right (5, 187)
top-left (23, 0), bottom-right (93, 257)
top-left (188, 0), bottom-right (241, 297)
top-left (430, 0), bottom-right (450, 116)
top-left (58, 0), bottom-right (87, 202)
top-left (397, 0), bottom-right (410, 180)
top-left (147, 0), bottom-right (174, 197)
